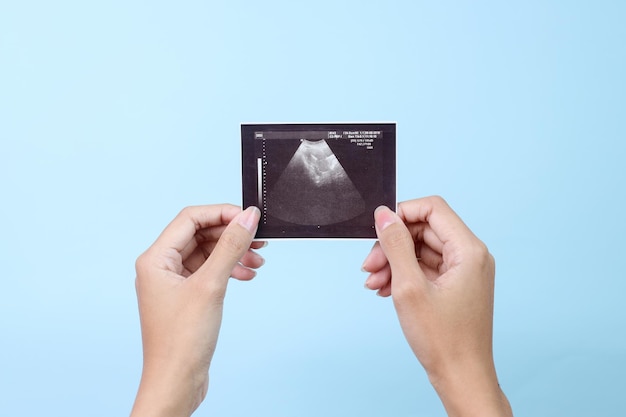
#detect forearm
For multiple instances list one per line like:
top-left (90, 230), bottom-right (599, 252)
top-left (427, 359), bottom-right (512, 417)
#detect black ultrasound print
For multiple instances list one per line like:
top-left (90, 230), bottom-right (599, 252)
top-left (241, 123), bottom-right (395, 239)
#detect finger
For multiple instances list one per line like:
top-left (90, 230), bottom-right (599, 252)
top-left (192, 206), bottom-right (260, 297)
top-left (364, 263), bottom-right (391, 290)
top-left (179, 224), bottom-right (228, 261)
top-left (374, 206), bottom-right (423, 277)
top-left (154, 205), bottom-right (242, 252)
top-left (361, 241), bottom-right (388, 273)
top-left (416, 243), bottom-right (444, 275)
top-left (181, 239), bottom-right (219, 275)
top-left (419, 262), bottom-right (444, 283)
top-left (376, 279), bottom-right (392, 297)
top-left (183, 241), bottom-right (264, 278)
top-left (239, 248), bottom-right (265, 270)
top-left (405, 222), bottom-right (445, 258)
top-left (231, 263), bottom-right (257, 281)
top-left (398, 196), bottom-right (477, 248)
top-left (195, 224), bottom-right (233, 244)
top-left (374, 206), bottom-right (428, 294)
top-left (250, 241), bottom-right (268, 250)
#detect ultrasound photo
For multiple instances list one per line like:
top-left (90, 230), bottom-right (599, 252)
top-left (241, 123), bottom-right (396, 239)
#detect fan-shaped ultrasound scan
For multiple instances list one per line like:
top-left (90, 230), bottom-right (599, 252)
top-left (268, 139), bottom-right (366, 225)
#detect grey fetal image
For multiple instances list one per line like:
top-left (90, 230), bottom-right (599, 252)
top-left (267, 139), bottom-right (366, 225)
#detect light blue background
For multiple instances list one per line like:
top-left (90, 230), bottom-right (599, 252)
top-left (1, 1), bottom-right (624, 416)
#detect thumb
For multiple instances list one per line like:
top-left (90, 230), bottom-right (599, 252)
top-left (374, 206), bottom-right (427, 292)
top-left (194, 206), bottom-right (260, 297)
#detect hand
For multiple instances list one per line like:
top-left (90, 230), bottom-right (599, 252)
top-left (130, 205), bottom-right (265, 417)
top-left (362, 196), bottom-right (512, 417)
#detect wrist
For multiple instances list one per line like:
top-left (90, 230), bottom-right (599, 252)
top-left (427, 358), bottom-right (512, 417)
top-left (130, 365), bottom-right (208, 417)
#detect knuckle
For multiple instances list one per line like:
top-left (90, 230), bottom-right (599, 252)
top-left (392, 278), bottom-right (424, 306)
top-left (195, 278), bottom-right (227, 305)
top-left (134, 250), bottom-right (151, 275)
top-left (179, 205), bottom-right (195, 216)
top-left (485, 248), bottom-right (496, 273)
top-left (134, 251), bottom-right (151, 291)
top-left (469, 239), bottom-right (495, 272)
top-left (178, 205), bottom-right (200, 226)
top-left (428, 195), bottom-right (449, 210)
top-left (429, 194), bottom-right (446, 204)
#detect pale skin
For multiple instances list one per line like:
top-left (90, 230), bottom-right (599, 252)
top-left (131, 197), bottom-right (512, 417)
top-left (131, 205), bottom-right (265, 417)
top-left (362, 196), bottom-right (513, 417)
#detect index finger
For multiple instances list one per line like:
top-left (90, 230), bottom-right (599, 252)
top-left (152, 204), bottom-right (243, 252)
top-left (398, 196), bottom-right (478, 248)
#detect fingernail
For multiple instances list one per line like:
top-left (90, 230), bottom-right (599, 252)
top-left (361, 254), bottom-right (371, 272)
top-left (238, 206), bottom-right (260, 233)
top-left (374, 206), bottom-right (398, 231)
top-left (361, 242), bottom-right (378, 272)
top-left (364, 276), bottom-right (372, 289)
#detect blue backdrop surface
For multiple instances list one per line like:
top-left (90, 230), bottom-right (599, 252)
top-left (1, 1), bottom-right (625, 416)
